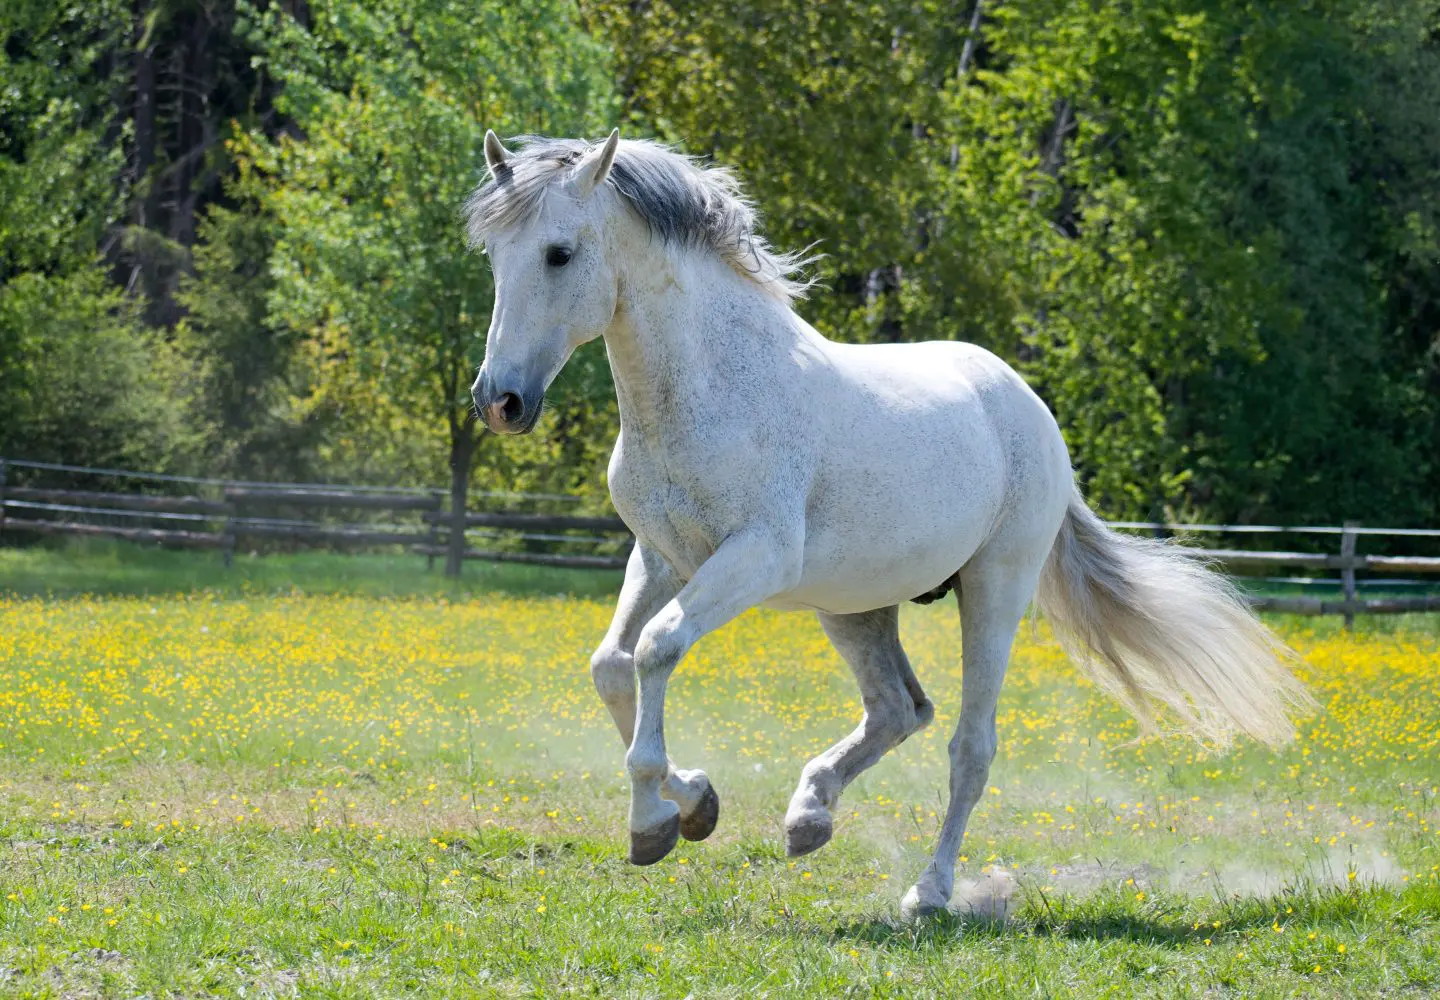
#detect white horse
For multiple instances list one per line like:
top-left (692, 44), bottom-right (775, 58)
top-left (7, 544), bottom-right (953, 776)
top-left (467, 130), bottom-right (1309, 919)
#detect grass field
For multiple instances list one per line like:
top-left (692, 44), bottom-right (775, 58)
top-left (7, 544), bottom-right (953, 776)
top-left (1, 541), bottom-right (1438, 998)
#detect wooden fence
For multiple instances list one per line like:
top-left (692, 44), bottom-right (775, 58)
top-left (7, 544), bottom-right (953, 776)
top-left (1106, 520), bottom-right (1440, 627)
top-left (2, 458), bottom-right (1438, 625)
top-left (0, 458), bottom-right (631, 572)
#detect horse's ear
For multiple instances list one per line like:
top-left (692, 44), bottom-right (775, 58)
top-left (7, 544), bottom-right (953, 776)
top-left (574, 128), bottom-right (620, 198)
top-left (484, 130), bottom-right (510, 177)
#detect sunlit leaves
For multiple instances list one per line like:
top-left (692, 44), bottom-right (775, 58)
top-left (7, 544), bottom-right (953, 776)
top-left (235, 0), bottom-right (618, 490)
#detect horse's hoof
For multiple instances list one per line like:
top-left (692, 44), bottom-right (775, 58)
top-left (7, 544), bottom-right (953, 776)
top-left (629, 812), bottom-right (681, 866)
top-left (900, 882), bottom-right (950, 922)
top-left (784, 812), bottom-right (832, 857)
top-left (679, 783), bottom-right (720, 842)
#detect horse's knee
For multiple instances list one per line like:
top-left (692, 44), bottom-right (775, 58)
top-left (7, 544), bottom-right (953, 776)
top-left (632, 608), bottom-right (693, 678)
top-left (885, 707), bottom-right (915, 748)
top-left (948, 726), bottom-right (997, 787)
top-left (900, 670), bottom-right (934, 734)
top-left (589, 645), bottom-right (633, 702)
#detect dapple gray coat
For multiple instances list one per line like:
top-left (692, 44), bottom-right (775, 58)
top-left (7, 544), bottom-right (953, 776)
top-left (467, 131), bottom-right (1308, 919)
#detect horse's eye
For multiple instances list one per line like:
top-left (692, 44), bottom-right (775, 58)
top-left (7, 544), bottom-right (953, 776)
top-left (546, 245), bottom-right (573, 268)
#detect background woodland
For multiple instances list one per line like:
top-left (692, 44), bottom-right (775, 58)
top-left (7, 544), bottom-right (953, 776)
top-left (3, 0), bottom-right (1437, 525)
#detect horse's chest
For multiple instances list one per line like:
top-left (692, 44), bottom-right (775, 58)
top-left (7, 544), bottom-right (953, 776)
top-left (609, 450), bottom-right (740, 579)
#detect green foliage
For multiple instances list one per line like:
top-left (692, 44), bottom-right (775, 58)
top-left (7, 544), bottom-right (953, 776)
top-left (0, 268), bottom-right (199, 470)
top-left (942, 0), bottom-right (1440, 523)
top-left (174, 202), bottom-right (339, 482)
top-left (0, 1), bottom-right (199, 471)
top-left (587, 0), bottom-right (1440, 524)
top-left (228, 0), bottom-right (618, 495)
top-left (1, 0), bottom-right (1437, 524)
top-left (0, 2), bottom-right (129, 276)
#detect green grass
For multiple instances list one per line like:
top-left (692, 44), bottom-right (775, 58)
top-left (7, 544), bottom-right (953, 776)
top-left (1, 540), bottom-right (1437, 998)
top-left (5, 824), bottom-right (1435, 998)
top-left (0, 537), bottom-right (622, 600)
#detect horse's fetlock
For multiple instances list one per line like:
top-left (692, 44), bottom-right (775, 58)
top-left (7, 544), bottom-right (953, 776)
top-left (799, 763), bottom-right (840, 807)
top-left (625, 747), bottom-right (667, 782)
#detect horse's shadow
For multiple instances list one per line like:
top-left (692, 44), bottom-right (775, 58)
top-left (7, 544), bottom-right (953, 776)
top-left (829, 909), bottom-right (1207, 951)
top-left (822, 879), bottom-right (1378, 952)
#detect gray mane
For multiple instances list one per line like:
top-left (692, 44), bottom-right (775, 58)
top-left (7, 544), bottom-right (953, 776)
top-left (465, 136), bottom-right (816, 303)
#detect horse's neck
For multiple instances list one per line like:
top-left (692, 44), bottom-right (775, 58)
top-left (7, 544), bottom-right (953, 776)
top-left (604, 254), bottom-right (805, 440)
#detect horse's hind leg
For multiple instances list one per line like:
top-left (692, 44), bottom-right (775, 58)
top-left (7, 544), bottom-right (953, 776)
top-left (591, 545), bottom-right (719, 844)
top-left (900, 544), bottom-right (1046, 920)
top-left (785, 606), bottom-right (933, 857)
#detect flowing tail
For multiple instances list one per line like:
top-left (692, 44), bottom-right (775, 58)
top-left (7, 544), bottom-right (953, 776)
top-left (1036, 489), bottom-right (1313, 746)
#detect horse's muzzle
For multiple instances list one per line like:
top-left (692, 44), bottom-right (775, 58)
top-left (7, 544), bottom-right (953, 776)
top-left (473, 375), bottom-right (541, 435)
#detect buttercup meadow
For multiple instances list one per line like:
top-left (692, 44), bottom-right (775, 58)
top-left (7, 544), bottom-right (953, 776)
top-left (7, 0), bottom-right (1440, 995)
top-left (0, 547), bottom-right (1436, 997)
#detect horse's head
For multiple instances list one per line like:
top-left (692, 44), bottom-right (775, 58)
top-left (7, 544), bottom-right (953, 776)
top-left (468, 129), bottom-right (622, 435)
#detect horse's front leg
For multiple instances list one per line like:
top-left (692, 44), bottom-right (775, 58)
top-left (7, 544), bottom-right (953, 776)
top-left (626, 529), bottom-right (800, 865)
top-left (590, 544), bottom-right (717, 842)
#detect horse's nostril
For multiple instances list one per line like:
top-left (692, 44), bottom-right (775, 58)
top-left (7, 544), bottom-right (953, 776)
top-left (498, 392), bottom-right (524, 423)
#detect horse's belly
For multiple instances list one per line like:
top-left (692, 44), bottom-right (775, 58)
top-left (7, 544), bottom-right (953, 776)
top-left (765, 516), bottom-right (991, 615)
top-left (765, 399), bottom-right (1010, 614)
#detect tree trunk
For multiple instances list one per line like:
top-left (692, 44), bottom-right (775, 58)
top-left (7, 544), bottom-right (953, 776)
top-left (949, 0), bottom-right (988, 168)
top-left (133, 1), bottom-right (156, 202)
top-left (445, 413), bottom-right (478, 577)
top-left (129, 0), bottom-right (158, 299)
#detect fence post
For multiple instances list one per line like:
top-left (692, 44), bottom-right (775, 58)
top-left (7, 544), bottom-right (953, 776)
top-left (426, 492), bottom-right (442, 571)
top-left (1340, 520), bottom-right (1360, 632)
top-left (446, 492), bottom-right (468, 577)
top-left (221, 490), bottom-right (236, 569)
top-left (0, 457), bottom-right (7, 540)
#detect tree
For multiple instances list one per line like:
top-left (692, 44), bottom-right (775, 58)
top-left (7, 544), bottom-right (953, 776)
top-left (587, 0), bottom-right (965, 345)
top-left (585, 0), bottom-right (1440, 526)
top-left (237, 0), bottom-right (617, 571)
top-left (117, 0), bottom-right (287, 328)
top-left (930, 0), bottom-right (1440, 524)
top-left (174, 199), bottom-right (342, 483)
top-left (0, 1), bottom-right (199, 471)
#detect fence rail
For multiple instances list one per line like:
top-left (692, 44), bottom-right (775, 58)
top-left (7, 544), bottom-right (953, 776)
top-left (221, 487), bottom-right (443, 511)
top-left (422, 511), bottom-right (630, 533)
top-left (0, 457), bottom-right (627, 572)
top-left (2, 457), bottom-right (1437, 624)
top-left (1192, 548), bottom-right (1440, 574)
